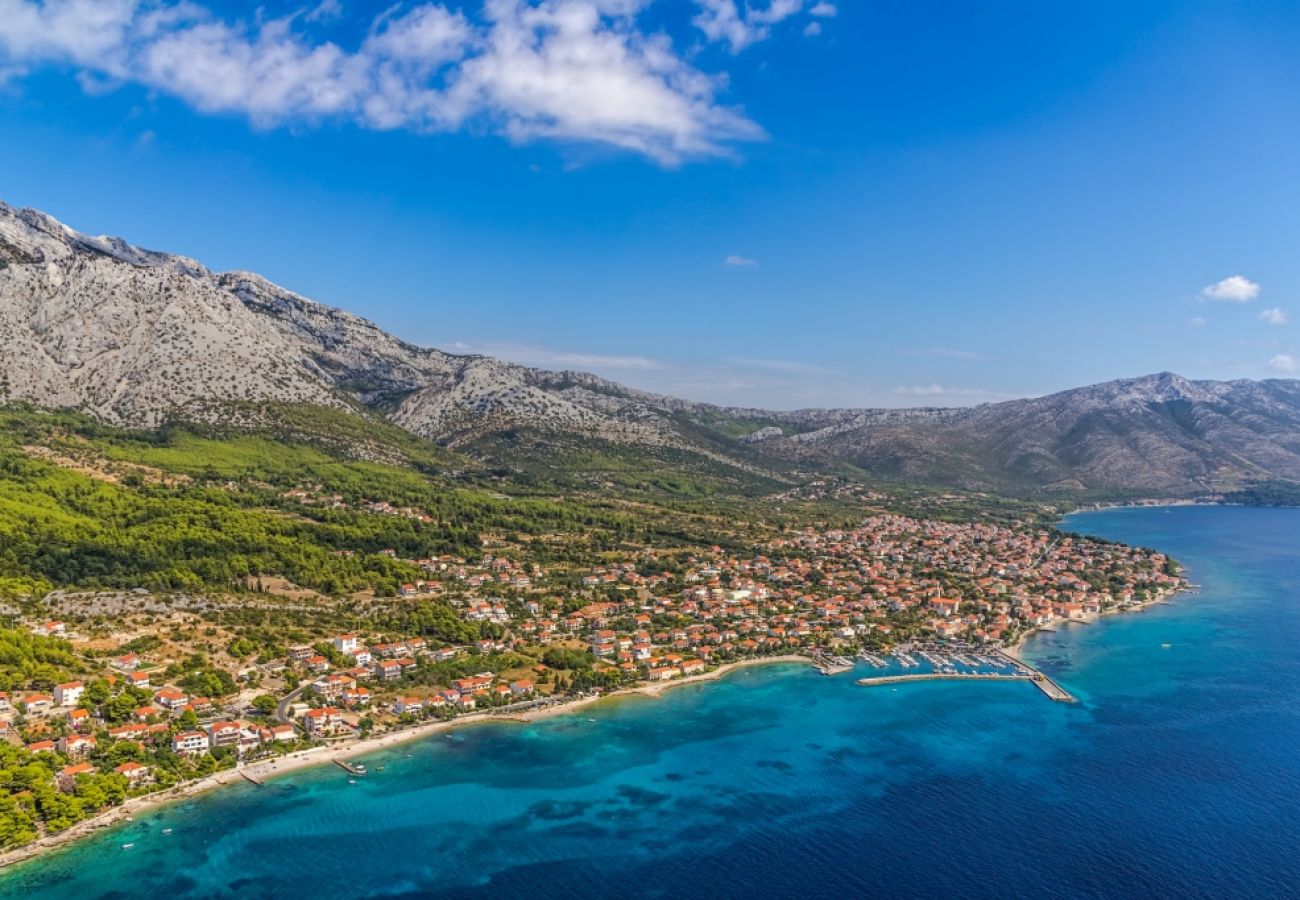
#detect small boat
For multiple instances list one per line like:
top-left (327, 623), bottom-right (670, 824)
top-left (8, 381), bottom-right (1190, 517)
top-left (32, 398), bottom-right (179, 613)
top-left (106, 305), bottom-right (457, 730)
top-left (122, 843), bottom-right (135, 850)
top-left (586, 718), bottom-right (596, 723)
top-left (162, 829), bottom-right (173, 835)
top-left (348, 778), bottom-right (357, 784)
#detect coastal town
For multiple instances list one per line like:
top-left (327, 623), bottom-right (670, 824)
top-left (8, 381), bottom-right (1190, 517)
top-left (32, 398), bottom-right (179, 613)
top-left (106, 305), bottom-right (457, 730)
top-left (0, 503), bottom-right (1186, 860)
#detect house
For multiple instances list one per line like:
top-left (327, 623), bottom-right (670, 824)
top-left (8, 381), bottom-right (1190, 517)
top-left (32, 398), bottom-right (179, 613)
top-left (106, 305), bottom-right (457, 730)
top-left (208, 721), bottom-right (242, 748)
top-left (509, 680), bottom-right (535, 696)
top-left (108, 723), bottom-right (151, 742)
top-left (332, 634), bottom-right (360, 654)
top-left (374, 659), bottom-right (403, 681)
top-left (35, 621), bottom-right (66, 637)
top-left (153, 690), bottom-right (189, 711)
top-left (26, 739), bottom-right (56, 753)
top-left (342, 686), bottom-right (371, 706)
top-left (134, 705), bottom-right (160, 721)
top-left (54, 681), bottom-right (84, 707)
top-left (305, 655), bottom-right (330, 673)
top-left (680, 659), bottom-right (706, 676)
top-left (267, 724), bottom-right (297, 742)
top-left (173, 731), bottom-right (210, 755)
top-left (66, 707), bottom-right (92, 730)
top-left (393, 696), bottom-right (423, 715)
top-left (112, 654), bottom-right (140, 672)
top-left (58, 734), bottom-right (97, 755)
top-left (126, 671), bottom-right (152, 689)
top-left (302, 707), bottom-right (345, 736)
top-left (114, 762), bottom-right (152, 786)
top-left (647, 665), bottom-right (681, 681)
top-left (58, 762), bottom-right (95, 792)
top-left (22, 693), bottom-right (53, 714)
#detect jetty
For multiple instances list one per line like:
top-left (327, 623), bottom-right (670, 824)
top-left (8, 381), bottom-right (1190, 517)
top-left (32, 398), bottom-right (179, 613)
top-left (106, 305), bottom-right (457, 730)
top-left (857, 647), bottom-right (1077, 703)
top-left (238, 768), bottom-right (265, 787)
top-left (333, 760), bottom-right (365, 776)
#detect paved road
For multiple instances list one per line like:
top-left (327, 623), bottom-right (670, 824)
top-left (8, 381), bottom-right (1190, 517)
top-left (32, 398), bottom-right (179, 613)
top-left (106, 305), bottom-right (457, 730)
top-left (275, 685), bottom-right (309, 726)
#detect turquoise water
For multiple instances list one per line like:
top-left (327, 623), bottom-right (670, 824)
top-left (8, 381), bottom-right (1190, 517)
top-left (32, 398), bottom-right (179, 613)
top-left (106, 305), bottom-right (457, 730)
top-left (5, 506), bottom-right (1300, 898)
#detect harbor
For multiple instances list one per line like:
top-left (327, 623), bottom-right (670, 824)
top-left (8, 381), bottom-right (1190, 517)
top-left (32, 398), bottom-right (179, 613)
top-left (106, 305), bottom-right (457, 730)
top-left (855, 643), bottom-right (1076, 703)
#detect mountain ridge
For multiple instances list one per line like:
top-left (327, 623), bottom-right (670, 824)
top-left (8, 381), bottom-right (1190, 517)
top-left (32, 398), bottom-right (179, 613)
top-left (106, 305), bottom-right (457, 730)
top-left (4, 199), bottom-right (1300, 499)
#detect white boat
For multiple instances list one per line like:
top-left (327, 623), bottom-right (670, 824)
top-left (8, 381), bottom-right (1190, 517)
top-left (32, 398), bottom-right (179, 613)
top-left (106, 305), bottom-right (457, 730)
top-left (122, 843), bottom-right (135, 850)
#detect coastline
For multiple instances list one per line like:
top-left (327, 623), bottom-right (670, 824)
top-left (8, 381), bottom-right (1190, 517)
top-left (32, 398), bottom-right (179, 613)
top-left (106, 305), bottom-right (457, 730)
top-left (0, 654), bottom-right (810, 872)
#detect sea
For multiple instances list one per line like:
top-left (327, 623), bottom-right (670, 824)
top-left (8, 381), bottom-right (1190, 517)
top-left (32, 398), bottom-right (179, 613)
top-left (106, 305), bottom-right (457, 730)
top-left (4, 505), bottom-right (1299, 899)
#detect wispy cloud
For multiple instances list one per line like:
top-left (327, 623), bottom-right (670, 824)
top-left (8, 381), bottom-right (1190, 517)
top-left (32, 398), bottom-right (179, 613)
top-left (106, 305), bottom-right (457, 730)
top-left (725, 355), bottom-right (837, 376)
top-left (449, 341), bottom-right (663, 371)
top-left (924, 347), bottom-right (985, 361)
top-left (892, 384), bottom-right (1019, 403)
top-left (1260, 307), bottom-right (1288, 326)
top-left (692, 0), bottom-right (813, 53)
top-left (1200, 275), bottom-right (1260, 303)
top-left (0, 0), bottom-right (775, 164)
top-left (1188, 316), bottom-right (1207, 328)
top-left (1269, 354), bottom-right (1297, 374)
top-left (723, 253), bottom-right (757, 267)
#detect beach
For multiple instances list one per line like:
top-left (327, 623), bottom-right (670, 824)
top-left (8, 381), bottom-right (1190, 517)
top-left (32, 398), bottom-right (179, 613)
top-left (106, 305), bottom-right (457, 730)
top-left (0, 654), bottom-right (812, 870)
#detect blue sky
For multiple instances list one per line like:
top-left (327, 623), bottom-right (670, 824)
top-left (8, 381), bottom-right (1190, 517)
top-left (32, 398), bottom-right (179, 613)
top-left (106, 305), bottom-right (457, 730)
top-left (2, 0), bottom-right (1299, 408)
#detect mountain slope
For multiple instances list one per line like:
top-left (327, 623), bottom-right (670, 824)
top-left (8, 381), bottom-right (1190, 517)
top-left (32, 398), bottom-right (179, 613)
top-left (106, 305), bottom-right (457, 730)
top-left (742, 373), bottom-right (1300, 496)
top-left (4, 200), bottom-right (1300, 499)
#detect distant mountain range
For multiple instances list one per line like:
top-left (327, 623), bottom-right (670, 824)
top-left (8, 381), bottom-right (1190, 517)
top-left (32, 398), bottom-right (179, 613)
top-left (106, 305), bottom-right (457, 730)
top-left (4, 200), bottom-right (1299, 500)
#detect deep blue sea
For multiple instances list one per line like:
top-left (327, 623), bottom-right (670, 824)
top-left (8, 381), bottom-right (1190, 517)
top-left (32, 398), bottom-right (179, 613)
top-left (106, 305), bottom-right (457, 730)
top-left (5, 506), bottom-right (1300, 899)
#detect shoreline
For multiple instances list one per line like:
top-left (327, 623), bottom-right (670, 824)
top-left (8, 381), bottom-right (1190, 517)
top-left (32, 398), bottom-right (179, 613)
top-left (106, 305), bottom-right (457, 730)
top-left (0, 575), bottom-right (1193, 874)
top-left (0, 654), bottom-right (810, 872)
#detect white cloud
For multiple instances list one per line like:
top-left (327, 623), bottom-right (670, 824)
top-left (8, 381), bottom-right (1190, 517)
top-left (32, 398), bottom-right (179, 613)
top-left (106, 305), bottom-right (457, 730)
top-left (892, 384), bottom-right (1018, 403)
top-left (1269, 354), bottom-right (1297, 374)
top-left (723, 253), bottom-right (757, 267)
top-left (450, 340), bottom-right (662, 370)
top-left (803, 21), bottom-right (820, 36)
top-left (1201, 275), bottom-right (1260, 302)
top-left (1188, 316), bottom-right (1207, 328)
top-left (692, 0), bottom-right (812, 53)
top-left (725, 355), bottom-right (836, 376)
top-left (0, 0), bottom-right (766, 164)
top-left (809, 1), bottom-right (836, 16)
top-left (1260, 307), bottom-right (1288, 326)
top-left (305, 0), bottom-right (344, 24)
top-left (925, 347), bottom-right (984, 360)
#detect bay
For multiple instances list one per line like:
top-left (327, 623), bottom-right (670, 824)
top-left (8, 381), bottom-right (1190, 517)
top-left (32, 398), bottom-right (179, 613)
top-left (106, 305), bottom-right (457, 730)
top-left (5, 506), bottom-right (1299, 899)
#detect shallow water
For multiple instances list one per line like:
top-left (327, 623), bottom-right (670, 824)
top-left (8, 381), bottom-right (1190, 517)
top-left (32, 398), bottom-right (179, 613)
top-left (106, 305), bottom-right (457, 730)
top-left (6, 506), bottom-right (1299, 899)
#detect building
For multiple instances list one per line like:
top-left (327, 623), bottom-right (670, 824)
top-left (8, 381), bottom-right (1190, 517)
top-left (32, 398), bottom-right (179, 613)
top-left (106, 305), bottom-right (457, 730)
top-left (302, 707), bottom-right (345, 736)
top-left (208, 720), bottom-right (242, 748)
top-left (114, 762), bottom-right (152, 786)
top-left (54, 681), bottom-right (84, 707)
top-left (173, 731), bottom-right (210, 755)
top-left (153, 689), bottom-right (189, 711)
top-left (58, 762), bottom-right (95, 792)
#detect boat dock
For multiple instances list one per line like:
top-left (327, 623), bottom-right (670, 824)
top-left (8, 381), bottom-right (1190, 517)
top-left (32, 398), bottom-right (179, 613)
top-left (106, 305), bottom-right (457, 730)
top-left (857, 672), bottom-right (1031, 687)
top-left (334, 760), bottom-right (365, 776)
top-left (238, 769), bottom-right (265, 787)
top-left (856, 646), bottom-right (1077, 703)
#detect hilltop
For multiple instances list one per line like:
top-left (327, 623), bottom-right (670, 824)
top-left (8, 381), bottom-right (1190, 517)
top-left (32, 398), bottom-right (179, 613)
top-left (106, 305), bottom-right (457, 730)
top-left (4, 200), bottom-right (1300, 499)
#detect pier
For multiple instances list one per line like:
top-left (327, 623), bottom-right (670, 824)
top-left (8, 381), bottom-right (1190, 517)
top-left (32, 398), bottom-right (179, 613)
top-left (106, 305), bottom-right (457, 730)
top-left (238, 769), bottom-right (265, 787)
top-left (333, 760), bottom-right (365, 776)
top-left (856, 646), bottom-right (1077, 703)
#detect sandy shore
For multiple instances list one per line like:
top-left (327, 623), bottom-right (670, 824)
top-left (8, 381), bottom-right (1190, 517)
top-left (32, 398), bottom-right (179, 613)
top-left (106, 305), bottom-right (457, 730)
top-left (0, 654), bottom-right (813, 871)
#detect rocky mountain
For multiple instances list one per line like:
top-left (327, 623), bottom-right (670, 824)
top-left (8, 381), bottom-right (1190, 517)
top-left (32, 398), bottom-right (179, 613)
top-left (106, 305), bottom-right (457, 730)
top-left (743, 374), bottom-right (1300, 496)
top-left (4, 200), bottom-right (1300, 499)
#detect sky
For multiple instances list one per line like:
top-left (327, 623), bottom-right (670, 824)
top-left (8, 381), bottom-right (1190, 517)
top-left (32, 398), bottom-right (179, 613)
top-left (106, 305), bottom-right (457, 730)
top-left (1, 0), bottom-right (1299, 409)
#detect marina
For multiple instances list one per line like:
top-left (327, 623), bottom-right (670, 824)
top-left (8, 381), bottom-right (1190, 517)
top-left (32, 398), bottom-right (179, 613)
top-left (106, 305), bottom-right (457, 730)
top-left (854, 643), bottom-right (1077, 703)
